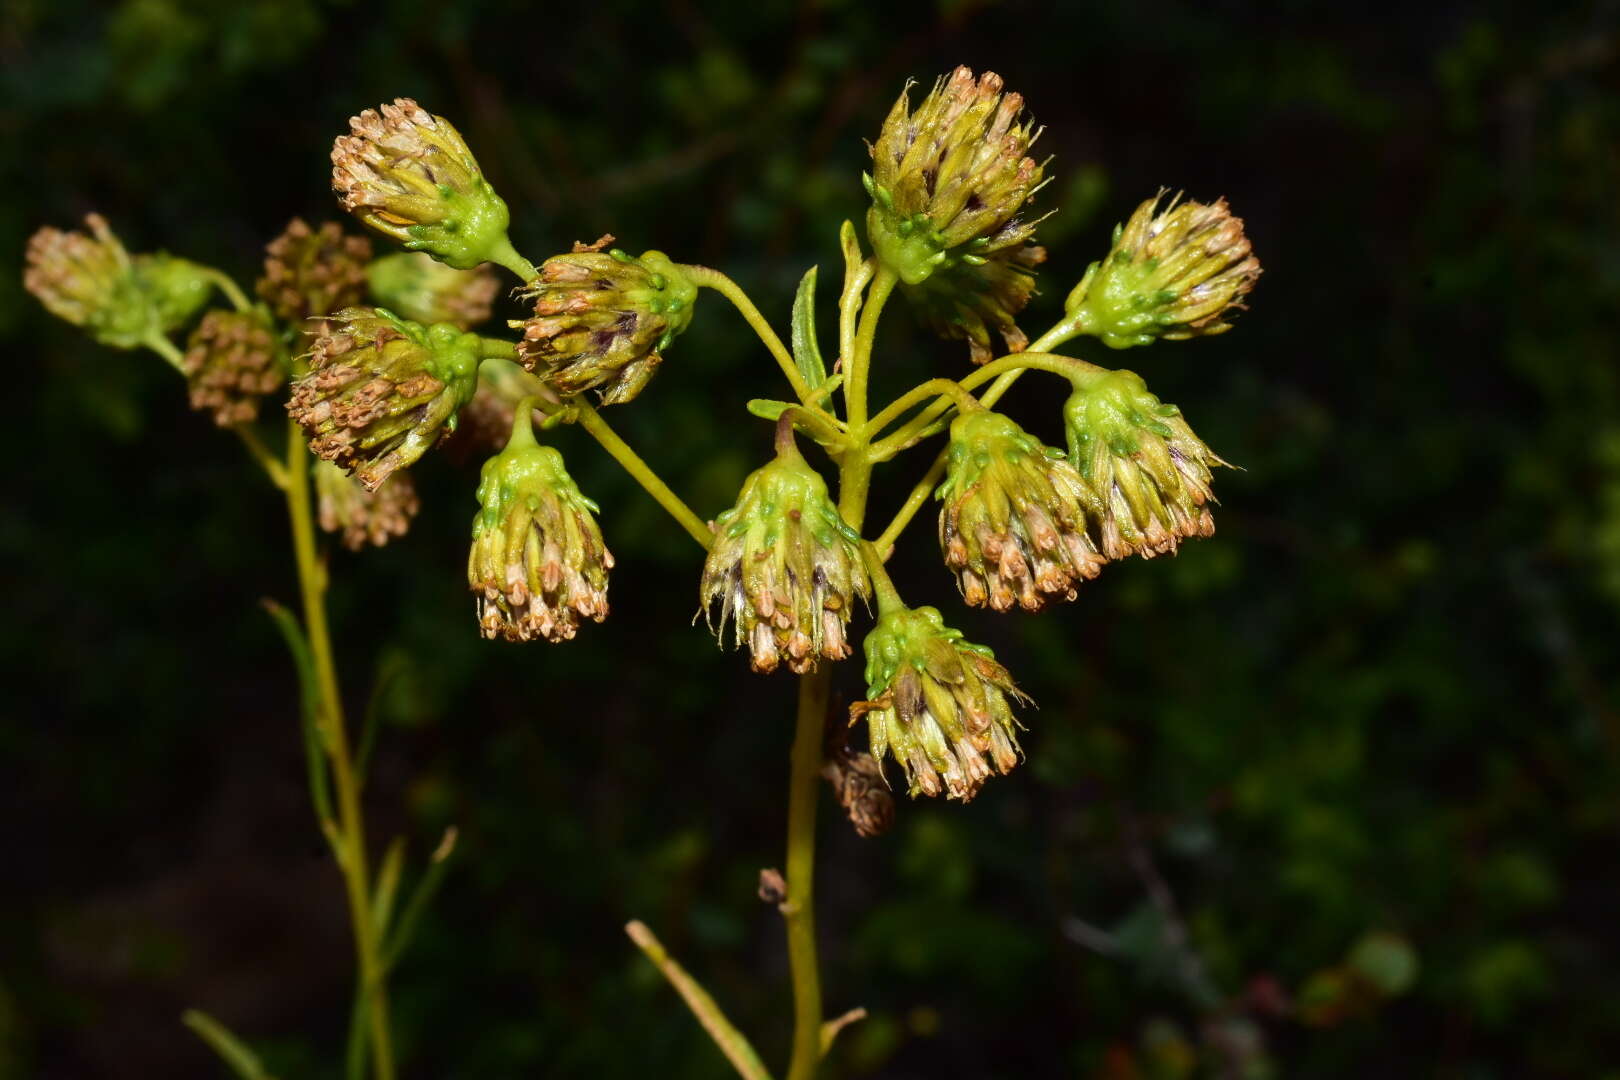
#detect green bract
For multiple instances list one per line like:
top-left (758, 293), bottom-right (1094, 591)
top-left (1062, 369), bottom-right (1228, 559)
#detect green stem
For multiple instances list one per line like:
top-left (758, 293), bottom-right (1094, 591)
top-left (487, 235), bottom-right (538, 282)
top-left (205, 269), bottom-right (253, 313)
top-left (571, 399), bottom-right (712, 549)
top-left (143, 331), bottom-right (187, 374)
top-left (681, 264), bottom-right (816, 406)
top-left (626, 922), bottom-right (773, 1080)
top-left (234, 424), bottom-right (289, 489)
top-left (838, 258), bottom-right (876, 380)
top-left (844, 267), bottom-right (896, 434)
top-left (865, 379), bottom-right (981, 460)
top-left (784, 668), bottom-right (830, 1080)
top-left (283, 424), bottom-right (395, 1080)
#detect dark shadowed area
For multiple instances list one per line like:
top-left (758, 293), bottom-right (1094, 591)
top-left (5, 0), bottom-right (1620, 1076)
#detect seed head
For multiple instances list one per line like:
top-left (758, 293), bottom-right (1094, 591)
top-left (468, 410), bottom-right (612, 643)
top-left (182, 308), bottom-right (285, 426)
top-left (1063, 369), bottom-right (1229, 559)
top-left (287, 307), bottom-right (480, 491)
top-left (700, 442), bottom-right (870, 675)
top-left (937, 409), bottom-right (1106, 611)
top-left (851, 604), bottom-right (1028, 802)
top-left (314, 458), bottom-right (421, 550)
top-left (25, 215), bottom-right (211, 347)
top-left (257, 218), bottom-right (373, 327)
top-left (515, 243), bottom-right (697, 405)
top-left (367, 251), bottom-right (499, 329)
top-left (331, 98), bottom-right (515, 270)
top-left (821, 744), bottom-right (896, 838)
top-left (1065, 193), bottom-right (1260, 349)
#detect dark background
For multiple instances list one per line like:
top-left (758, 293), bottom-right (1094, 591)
top-left (6, 0), bottom-right (1620, 1076)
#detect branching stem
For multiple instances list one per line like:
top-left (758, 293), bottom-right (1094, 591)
top-left (682, 264), bottom-right (817, 406)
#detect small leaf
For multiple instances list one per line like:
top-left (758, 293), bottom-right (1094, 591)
top-left (371, 836), bottom-right (407, 937)
top-left (383, 827), bottom-right (459, 970)
top-left (790, 265), bottom-right (828, 389)
top-left (182, 1010), bottom-right (271, 1080)
top-left (747, 398), bottom-right (796, 421)
top-left (261, 600), bottom-right (334, 832)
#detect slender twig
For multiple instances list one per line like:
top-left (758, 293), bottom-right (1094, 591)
top-left (625, 921), bottom-right (773, 1080)
top-left (784, 668), bottom-right (831, 1080)
top-left (866, 379), bottom-right (981, 460)
top-left (205, 269), bottom-right (253, 313)
top-left (233, 424), bottom-right (288, 489)
top-left (571, 399), bottom-right (713, 549)
top-left (142, 331), bottom-right (187, 374)
top-left (283, 423), bottom-right (395, 1080)
top-left (844, 266), bottom-right (895, 434)
top-left (681, 264), bottom-right (816, 406)
top-left (486, 236), bottom-right (538, 282)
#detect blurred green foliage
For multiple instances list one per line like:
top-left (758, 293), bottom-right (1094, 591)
top-left (5, 0), bottom-right (1620, 1076)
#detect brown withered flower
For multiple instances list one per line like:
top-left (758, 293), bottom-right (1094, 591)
top-left (821, 744), bottom-right (896, 838)
top-left (181, 308), bottom-right (285, 426)
top-left (257, 218), bottom-right (372, 328)
top-left (314, 459), bottom-right (421, 550)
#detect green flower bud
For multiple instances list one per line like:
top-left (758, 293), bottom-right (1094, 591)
top-left (1065, 193), bottom-right (1260, 349)
top-left (936, 409), bottom-right (1106, 611)
top-left (367, 251), bottom-right (499, 329)
top-left (468, 411), bottom-right (612, 643)
top-left (24, 215), bottom-right (210, 348)
top-left (314, 458), bottom-right (421, 551)
top-left (700, 445), bottom-right (870, 675)
top-left (851, 604), bottom-right (1028, 802)
top-left (331, 99), bottom-right (517, 271)
top-left (257, 218), bottom-right (373, 327)
top-left (287, 307), bottom-right (480, 491)
top-left (182, 307), bottom-right (285, 426)
top-left (515, 241), bottom-right (697, 404)
top-left (1062, 370), bottom-right (1228, 559)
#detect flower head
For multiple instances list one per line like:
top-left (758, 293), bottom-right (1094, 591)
top-left (257, 218), bottom-right (373, 327)
top-left (700, 438), bottom-right (869, 674)
top-left (367, 251), bottom-right (499, 329)
top-left (25, 215), bottom-right (211, 348)
top-left (515, 240), bottom-right (696, 404)
top-left (315, 459), bottom-right (421, 550)
top-left (182, 308), bottom-right (285, 425)
top-left (287, 307), bottom-right (480, 490)
top-left (1063, 369), bottom-right (1229, 559)
top-left (468, 409), bottom-right (612, 642)
top-left (937, 408), bottom-right (1106, 611)
top-left (331, 98), bottom-right (516, 270)
top-left (1065, 193), bottom-right (1260, 349)
top-left (851, 604), bottom-right (1028, 801)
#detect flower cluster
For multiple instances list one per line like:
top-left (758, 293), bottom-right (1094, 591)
top-left (257, 218), bottom-right (373, 329)
top-left (315, 459), bottom-right (421, 550)
top-left (700, 439), bottom-right (870, 674)
top-left (468, 410), bottom-right (612, 642)
top-left (182, 308), bottom-right (284, 426)
top-left (515, 240), bottom-right (697, 405)
top-left (367, 251), bottom-right (499, 329)
top-left (287, 308), bottom-right (480, 491)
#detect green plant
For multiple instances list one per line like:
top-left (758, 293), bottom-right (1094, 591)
top-left (25, 65), bottom-right (1259, 1079)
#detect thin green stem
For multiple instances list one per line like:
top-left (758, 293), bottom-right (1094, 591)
top-left (681, 264), bottom-right (815, 406)
top-left (205, 269), bottom-right (253, 313)
top-left (784, 668), bottom-right (830, 1080)
top-left (626, 922), bottom-right (773, 1080)
top-left (844, 267), bottom-right (896, 434)
top-left (571, 399), bottom-right (712, 549)
top-left (865, 379), bottom-right (981, 460)
top-left (142, 331), bottom-right (187, 373)
top-left (838, 257), bottom-right (876, 382)
top-left (487, 235), bottom-right (539, 282)
top-left (283, 424), bottom-right (394, 1080)
top-left (234, 424), bottom-right (289, 489)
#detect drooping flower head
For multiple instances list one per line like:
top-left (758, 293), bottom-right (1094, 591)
top-left (937, 408), bottom-right (1106, 611)
top-left (821, 743), bottom-right (897, 838)
top-left (331, 98), bottom-right (518, 270)
top-left (1065, 193), bottom-right (1260, 349)
top-left (257, 218), bottom-right (373, 327)
top-left (314, 458), bottom-right (421, 550)
top-left (1062, 369), bottom-right (1229, 559)
top-left (182, 307), bottom-right (285, 426)
top-left (515, 239), bottom-right (697, 405)
top-left (367, 251), bottom-right (499, 329)
top-left (700, 432), bottom-right (870, 674)
top-left (851, 603), bottom-right (1028, 802)
top-left (287, 307), bottom-right (480, 490)
top-left (468, 406), bottom-right (612, 643)
top-left (866, 66), bottom-right (1049, 362)
top-left (25, 215), bottom-right (212, 348)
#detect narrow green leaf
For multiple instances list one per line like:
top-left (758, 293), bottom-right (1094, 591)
top-left (746, 399), bottom-right (796, 422)
top-left (840, 220), bottom-right (864, 292)
top-left (383, 827), bottom-right (459, 970)
top-left (261, 599), bottom-right (334, 831)
top-left (371, 836), bottom-right (407, 938)
top-left (344, 980), bottom-right (370, 1080)
top-left (356, 654), bottom-right (407, 785)
top-left (182, 1009), bottom-right (270, 1080)
top-left (790, 265), bottom-right (827, 389)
